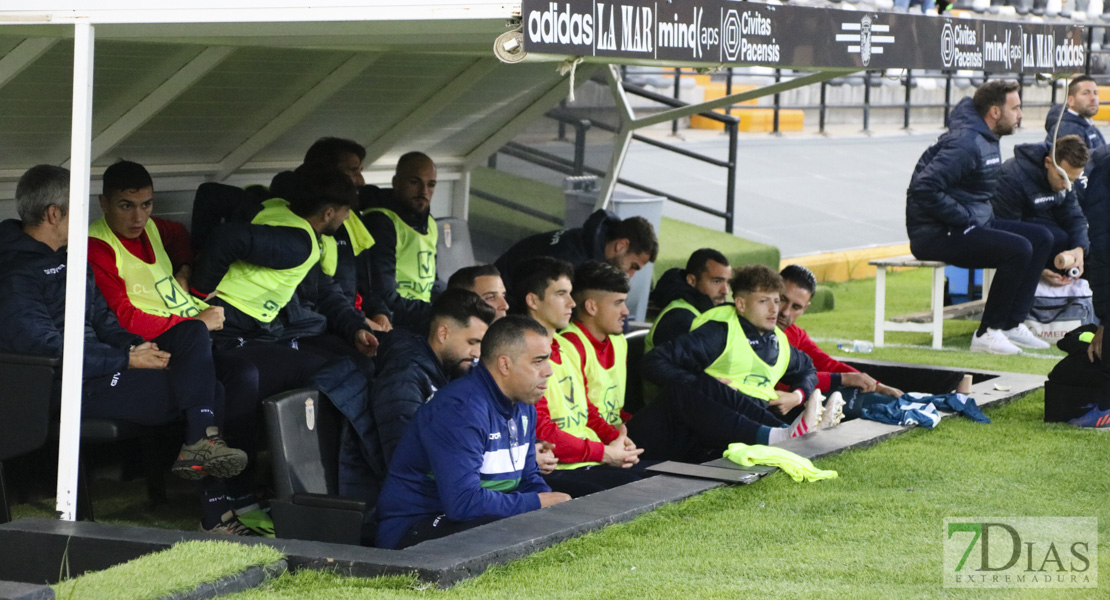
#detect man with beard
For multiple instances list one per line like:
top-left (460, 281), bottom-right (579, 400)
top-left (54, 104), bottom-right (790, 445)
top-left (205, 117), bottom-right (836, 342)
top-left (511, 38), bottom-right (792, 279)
top-left (372, 289), bottom-right (496, 467)
top-left (494, 209), bottom-right (658, 288)
top-left (646, 248), bottom-right (732, 352)
top-left (906, 79), bottom-right (1052, 355)
top-left (375, 315), bottom-right (570, 549)
top-left (1044, 75), bottom-right (1104, 151)
top-left (361, 152), bottom-right (439, 332)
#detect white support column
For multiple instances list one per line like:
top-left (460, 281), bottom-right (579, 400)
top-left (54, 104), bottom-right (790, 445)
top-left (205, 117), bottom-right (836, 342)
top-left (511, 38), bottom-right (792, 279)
top-left (874, 266), bottom-right (887, 347)
top-left (0, 38), bottom-right (58, 92)
top-left (931, 265), bottom-right (945, 349)
top-left (594, 66), bottom-right (635, 211)
top-left (83, 46), bottom-right (234, 164)
top-left (57, 21), bottom-right (95, 523)
top-left (362, 58), bottom-right (499, 166)
top-left (462, 65), bottom-right (601, 170)
top-left (215, 53), bottom-right (381, 181)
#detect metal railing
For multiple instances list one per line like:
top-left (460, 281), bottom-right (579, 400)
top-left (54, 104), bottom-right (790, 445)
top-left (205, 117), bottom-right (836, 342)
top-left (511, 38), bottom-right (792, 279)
top-left (643, 32), bottom-right (1109, 134)
top-left (482, 85), bottom-right (740, 234)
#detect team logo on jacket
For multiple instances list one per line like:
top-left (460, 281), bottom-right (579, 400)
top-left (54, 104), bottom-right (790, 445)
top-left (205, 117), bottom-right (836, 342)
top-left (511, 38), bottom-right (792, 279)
top-left (836, 15), bottom-right (892, 67)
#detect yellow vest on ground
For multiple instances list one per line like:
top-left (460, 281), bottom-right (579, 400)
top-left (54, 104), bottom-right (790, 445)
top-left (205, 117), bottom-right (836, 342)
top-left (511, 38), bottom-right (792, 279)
top-left (691, 305), bottom-right (790, 401)
top-left (562, 322), bottom-right (627, 427)
top-left (215, 201), bottom-right (319, 323)
top-left (365, 208), bottom-right (437, 301)
top-left (543, 336), bottom-right (601, 470)
top-left (645, 297), bottom-right (699, 352)
top-left (89, 218), bottom-right (207, 319)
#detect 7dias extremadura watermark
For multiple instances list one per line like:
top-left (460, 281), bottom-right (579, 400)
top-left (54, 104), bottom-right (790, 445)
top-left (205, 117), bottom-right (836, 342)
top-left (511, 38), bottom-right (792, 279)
top-left (943, 517), bottom-right (1097, 588)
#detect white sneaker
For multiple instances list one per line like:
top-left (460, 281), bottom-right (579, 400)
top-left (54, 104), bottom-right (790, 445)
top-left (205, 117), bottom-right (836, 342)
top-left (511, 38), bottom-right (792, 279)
top-left (1002, 323), bottom-right (1050, 350)
top-left (970, 328), bottom-right (1022, 355)
top-left (819, 392), bottom-right (846, 430)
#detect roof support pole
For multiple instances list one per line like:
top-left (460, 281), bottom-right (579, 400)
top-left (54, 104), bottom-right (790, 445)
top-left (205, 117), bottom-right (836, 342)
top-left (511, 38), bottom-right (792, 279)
top-left (362, 58), bottom-right (500, 166)
top-left (84, 46), bottom-right (235, 164)
top-left (0, 38), bottom-right (58, 92)
top-left (215, 53), bottom-right (381, 181)
top-left (594, 65), bottom-right (635, 212)
top-left (462, 64), bottom-right (601, 170)
top-left (57, 21), bottom-right (95, 523)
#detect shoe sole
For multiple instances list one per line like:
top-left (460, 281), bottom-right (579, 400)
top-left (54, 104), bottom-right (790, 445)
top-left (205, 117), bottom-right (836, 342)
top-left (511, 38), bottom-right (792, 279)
top-left (970, 345), bottom-right (1022, 355)
top-left (1007, 340), bottom-right (1050, 350)
top-left (820, 395), bottom-right (846, 429)
top-left (172, 454), bottom-right (247, 480)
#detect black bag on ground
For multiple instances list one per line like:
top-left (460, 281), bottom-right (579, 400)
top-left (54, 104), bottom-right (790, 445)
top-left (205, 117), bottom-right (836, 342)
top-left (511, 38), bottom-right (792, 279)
top-left (1044, 324), bottom-right (1106, 422)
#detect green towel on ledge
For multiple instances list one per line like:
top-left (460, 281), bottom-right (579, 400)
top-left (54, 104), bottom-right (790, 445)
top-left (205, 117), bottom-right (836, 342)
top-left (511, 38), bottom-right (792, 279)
top-left (723, 443), bottom-right (839, 483)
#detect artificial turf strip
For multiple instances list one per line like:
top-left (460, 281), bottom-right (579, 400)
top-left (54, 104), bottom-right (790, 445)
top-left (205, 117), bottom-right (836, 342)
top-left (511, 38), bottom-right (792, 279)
top-left (51, 541), bottom-right (284, 600)
top-left (218, 390), bottom-right (1108, 600)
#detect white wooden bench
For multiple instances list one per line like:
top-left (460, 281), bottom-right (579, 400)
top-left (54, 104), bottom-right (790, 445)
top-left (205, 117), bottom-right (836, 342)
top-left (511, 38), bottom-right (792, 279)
top-left (869, 254), bottom-right (993, 349)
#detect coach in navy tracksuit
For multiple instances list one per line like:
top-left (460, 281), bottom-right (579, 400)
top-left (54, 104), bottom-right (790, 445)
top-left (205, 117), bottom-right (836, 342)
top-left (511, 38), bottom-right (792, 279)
top-left (906, 80), bottom-right (1052, 355)
top-left (376, 315), bottom-right (570, 549)
top-left (1044, 75), bottom-right (1105, 152)
top-left (991, 138), bottom-right (1089, 279)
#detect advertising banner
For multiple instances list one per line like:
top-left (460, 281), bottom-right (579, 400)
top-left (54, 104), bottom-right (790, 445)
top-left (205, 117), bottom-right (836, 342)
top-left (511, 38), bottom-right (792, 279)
top-left (521, 0), bottom-right (1085, 73)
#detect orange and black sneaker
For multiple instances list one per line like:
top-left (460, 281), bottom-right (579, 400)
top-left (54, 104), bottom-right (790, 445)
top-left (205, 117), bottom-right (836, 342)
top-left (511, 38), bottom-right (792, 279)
top-left (1067, 405), bottom-right (1110, 429)
top-left (172, 428), bottom-right (248, 480)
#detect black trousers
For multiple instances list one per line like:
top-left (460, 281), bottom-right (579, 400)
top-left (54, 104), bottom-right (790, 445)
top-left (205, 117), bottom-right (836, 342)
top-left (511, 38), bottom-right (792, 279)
top-left (83, 320), bottom-right (222, 439)
top-left (542, 461), bottom-right (656, 498)
top-left (394, 514), bottom-right (500, 550)
top-left (911, 219), bottom-right (1053, 331)
top-left (626, 375), bottom-right (785, 463)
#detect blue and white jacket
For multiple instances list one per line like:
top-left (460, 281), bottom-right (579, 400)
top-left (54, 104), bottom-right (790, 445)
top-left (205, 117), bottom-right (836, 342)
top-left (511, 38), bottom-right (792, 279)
top-left (376, 361), bottom-right (549, 549)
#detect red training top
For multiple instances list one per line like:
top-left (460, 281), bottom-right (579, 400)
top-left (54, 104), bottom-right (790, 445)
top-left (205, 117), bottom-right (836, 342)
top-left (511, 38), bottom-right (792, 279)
top-left (534, 336), bottom-right (621, 465)
top-left (781, 323), bottom-right (860, 393)
top-left (561, 321), bottom-right (632, 423)
top-left (89, 217), bottom-right (196, 341)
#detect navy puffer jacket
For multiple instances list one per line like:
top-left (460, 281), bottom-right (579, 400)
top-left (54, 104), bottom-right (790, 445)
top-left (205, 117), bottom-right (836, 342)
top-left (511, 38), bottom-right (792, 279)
top-left (494, 209), bottom-right (619, 289)
top-left (0, 220), bottom-right (142, 378)
top-left (370, 330), bottom-right (450, 467)
top-left (991, 142), bottom-right (1089, 252)
top-left (1044, 104), bottom-right (1106, 151)
top-left (906, 97), bottom-right (1003, 239)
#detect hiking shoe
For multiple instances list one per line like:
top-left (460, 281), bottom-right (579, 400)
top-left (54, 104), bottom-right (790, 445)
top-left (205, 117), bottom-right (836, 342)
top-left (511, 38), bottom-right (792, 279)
top-left (235, 508), bottom-right (275, 537)
top-left (203, 511), bottom-right (261, 536)
top-left (1003, 323), bottom-right (1050, 350)
top-left (172, 433), bottom-right (247, 480)
top-left (1067, 405), bottom-right (1110, 428)
top-left (970, 329), bottom-right (1022, 355)
top-left (819, 392), bottom-right (846, 430)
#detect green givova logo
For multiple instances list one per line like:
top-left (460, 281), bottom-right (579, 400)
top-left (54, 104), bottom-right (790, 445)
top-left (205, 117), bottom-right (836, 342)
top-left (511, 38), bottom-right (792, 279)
top-left (943, 517), bottom-right (1097, 588)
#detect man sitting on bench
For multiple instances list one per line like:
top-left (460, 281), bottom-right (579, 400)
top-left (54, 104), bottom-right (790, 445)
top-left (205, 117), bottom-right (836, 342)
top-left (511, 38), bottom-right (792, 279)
top-left (991, 136), bottom-right (1089, 287)
top-left (906, 79), bottom-right (1052, 355)
top-left (448, 264), bottom-right (510, 321)
top-left (375, 315), bottom-right (571, 549)
top-left (630, 266), bottom-right (838, 462)
top-left (495, 209), bottom-right (658, 287)
top-left (778, 265), bottom-right (903, 399)
top-left (0, 165), bottom-right (254, 535)
top-left (512, 257), bottom-right (646, 497)
top-left (646, 248), bottom-right (732, 352)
